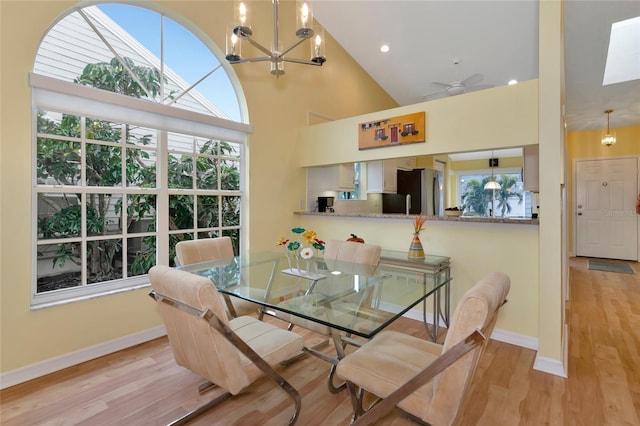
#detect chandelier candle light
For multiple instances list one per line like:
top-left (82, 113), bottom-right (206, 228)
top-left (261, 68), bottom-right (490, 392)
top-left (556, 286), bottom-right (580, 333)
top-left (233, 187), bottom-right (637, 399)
top-left (408, 213), bottom-right (427, 260)
top-left (226, 0), bottom-right (326, 76)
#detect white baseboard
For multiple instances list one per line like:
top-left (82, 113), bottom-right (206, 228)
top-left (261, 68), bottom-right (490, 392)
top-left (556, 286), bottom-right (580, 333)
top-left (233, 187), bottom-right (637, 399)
top-left (490, 328), bottom-right (539, 350)
top-left (401, 309), bottom-right (539, 351)
top-left (0, 326), bottom-right (167, 390)
top-left (1, 311), bottom-right (568, 389)
top-left (533, 323), bottom-right (569, 378)
top-left (533, 355), bottom-right (568, 378)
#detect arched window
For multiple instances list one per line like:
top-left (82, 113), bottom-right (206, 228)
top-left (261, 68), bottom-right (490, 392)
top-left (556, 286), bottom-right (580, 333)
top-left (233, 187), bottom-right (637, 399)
top-left (31, 4), bottom-right (249, 307)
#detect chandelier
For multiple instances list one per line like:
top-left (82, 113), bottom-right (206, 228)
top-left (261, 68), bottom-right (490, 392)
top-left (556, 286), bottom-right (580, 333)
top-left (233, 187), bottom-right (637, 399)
top-left (601, 109), bottom-right (616, 147)
top-left (225, 0), bottom-right (326, 76)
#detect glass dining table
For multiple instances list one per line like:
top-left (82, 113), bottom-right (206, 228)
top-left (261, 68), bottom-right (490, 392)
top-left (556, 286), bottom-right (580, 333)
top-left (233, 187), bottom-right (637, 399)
top-left (177, 251), bottom-right (451, 392)
top-left (176, 250), bottom-right (451, 341)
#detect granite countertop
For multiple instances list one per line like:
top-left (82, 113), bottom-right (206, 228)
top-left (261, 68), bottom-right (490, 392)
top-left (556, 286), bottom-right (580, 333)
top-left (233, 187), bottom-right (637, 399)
top-left (294, 211), bottom-right (539, 225)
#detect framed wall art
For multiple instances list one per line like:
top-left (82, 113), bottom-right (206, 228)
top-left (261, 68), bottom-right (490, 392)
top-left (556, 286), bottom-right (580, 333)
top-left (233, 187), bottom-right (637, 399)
top-left (358, 111), bottom-right (425, 150)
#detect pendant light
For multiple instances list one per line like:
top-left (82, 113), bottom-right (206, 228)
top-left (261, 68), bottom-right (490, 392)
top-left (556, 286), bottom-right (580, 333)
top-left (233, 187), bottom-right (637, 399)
top-left (484, 151), bottom-right (501, 217)
top-left (484, 152), bottom-right (501, 190)
top-left (601, 109), bottom-right (616, 146)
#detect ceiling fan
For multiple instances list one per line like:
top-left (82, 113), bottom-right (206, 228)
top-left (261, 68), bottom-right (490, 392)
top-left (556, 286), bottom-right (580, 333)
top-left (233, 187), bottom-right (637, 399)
top-left (422, 60), bottom-right (494, 100)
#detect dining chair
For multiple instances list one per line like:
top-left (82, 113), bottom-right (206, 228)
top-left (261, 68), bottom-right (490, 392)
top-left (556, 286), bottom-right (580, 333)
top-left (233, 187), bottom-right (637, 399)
top-left (323, 239), bottom-right (382, 266)
top-left (335, 271), bottom-right (510, 425)
top-left (148, 265), bottom-right (304, 426)
top-left (175, 237), bottom-right (263, 318)
top-left (275, 240), bottom-right (382, 392)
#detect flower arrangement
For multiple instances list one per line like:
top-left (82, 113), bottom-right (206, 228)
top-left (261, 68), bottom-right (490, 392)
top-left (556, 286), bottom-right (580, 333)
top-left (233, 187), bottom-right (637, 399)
top-left (277, 227), bottom-right (325, 274)
top-left (413, 213), bottom-right (427, 235)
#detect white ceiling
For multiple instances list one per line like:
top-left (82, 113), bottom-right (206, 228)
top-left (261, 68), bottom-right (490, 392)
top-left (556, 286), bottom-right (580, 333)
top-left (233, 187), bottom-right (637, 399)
top-left (314, 0), bottom-right (640, 133)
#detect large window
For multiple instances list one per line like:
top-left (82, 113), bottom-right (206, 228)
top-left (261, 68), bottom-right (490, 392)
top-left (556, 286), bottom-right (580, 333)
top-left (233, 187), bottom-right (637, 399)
top-left (457, 169), bottom-right (532, 218)
top-left (32, 4), bottom-right (247, 306)
top-left (338, 163), bottom-right (362, 200)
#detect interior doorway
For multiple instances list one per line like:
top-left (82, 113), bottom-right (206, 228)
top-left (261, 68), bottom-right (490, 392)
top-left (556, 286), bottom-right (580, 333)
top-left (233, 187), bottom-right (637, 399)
top-left (575, 158), bottom-right (638, 261)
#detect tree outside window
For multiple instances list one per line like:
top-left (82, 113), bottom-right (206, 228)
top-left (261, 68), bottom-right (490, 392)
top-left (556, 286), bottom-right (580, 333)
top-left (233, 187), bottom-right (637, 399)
top-left (33, 5), bottom-right (245, 302)
top-left (36, 58), bottom-right (241, 294)
top-left (460, 173), bottom-right (525, 217)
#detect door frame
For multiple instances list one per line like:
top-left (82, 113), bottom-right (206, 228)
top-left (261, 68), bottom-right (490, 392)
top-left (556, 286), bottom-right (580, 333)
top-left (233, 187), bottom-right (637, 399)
top-left (571, 154), bottom-right (640, 262)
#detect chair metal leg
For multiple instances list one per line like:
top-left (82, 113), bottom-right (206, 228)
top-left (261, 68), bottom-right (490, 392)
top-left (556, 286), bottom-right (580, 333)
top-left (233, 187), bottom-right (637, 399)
top-left (327, 364), bottom-right (347, 394)
top-left (151, 292), bottom-right (302, 426)
top-left (345, 381), bottom-right (364, 424)
top-left (327, 331), bottom-right (348, 393)
top-left (198, 380), bottom-right (216, 394)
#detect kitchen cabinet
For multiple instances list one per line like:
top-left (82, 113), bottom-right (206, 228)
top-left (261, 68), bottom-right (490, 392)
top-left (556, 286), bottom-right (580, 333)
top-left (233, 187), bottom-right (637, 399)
top-left (307, 163), bottom-right (355, 191)
top-left (396, 157), bottom-right (416, 171)
top-left (367, 160), bottom-right (397, 193)
top-left (523, 145), bottom-right (539, 192)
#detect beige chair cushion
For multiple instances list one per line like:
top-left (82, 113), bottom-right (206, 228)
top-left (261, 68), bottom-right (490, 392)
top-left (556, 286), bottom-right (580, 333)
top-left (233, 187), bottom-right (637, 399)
top-left (150, 265), bottom-right (303, 395)
top-left (336, 271), bottom-right (510, 426)
top-left (175, 237), bottom-right (262, 317)
top-left (230, 315), bottom-right (305, 383)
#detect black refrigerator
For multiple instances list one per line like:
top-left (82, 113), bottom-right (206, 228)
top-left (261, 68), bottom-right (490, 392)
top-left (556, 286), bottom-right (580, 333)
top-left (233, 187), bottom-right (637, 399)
top-left (382, 169), bottom-right (442, 215)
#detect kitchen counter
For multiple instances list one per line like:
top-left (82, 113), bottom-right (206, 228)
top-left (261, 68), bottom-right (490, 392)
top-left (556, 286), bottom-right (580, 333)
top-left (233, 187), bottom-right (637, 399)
top-left (294, 211), bottom-right (539, 225)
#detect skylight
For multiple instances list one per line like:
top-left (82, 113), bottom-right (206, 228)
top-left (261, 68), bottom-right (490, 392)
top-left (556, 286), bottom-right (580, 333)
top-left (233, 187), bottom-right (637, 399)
top-left (603, 16), bottom-right (640, 85)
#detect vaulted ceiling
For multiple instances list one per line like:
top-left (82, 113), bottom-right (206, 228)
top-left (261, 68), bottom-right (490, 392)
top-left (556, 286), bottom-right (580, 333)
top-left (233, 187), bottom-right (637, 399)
top-left (314, 0), bottom-right (640, 133)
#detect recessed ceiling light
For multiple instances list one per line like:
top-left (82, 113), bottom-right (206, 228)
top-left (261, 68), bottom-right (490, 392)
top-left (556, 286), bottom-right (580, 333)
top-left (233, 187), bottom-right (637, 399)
top-left (380, 44), bottom-right (390, 53)
top-left (508, 79), bottom-right (518, 85)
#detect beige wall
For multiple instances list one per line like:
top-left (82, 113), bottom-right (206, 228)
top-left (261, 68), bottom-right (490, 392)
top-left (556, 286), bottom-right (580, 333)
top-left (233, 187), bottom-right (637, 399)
top-left (295, 89), bottom-right (540, 342)
top-left (299, 80), bottom-right (539, 167)
top-left (0, 0), bottom-right (571, 379)
top-left (537, 0), bottom-right (564, 365)
top-left (297, 0), bottom-right (567, 372)
top-left (0, 1), bottom-right (396, 374)
top-left (297, 217), bottom-right (540, 339)
top-left (566, 125), bottom-right (640, 254)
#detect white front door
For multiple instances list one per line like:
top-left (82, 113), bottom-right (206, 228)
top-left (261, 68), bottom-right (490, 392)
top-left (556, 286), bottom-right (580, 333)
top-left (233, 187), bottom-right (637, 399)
top-left (576, 158), bottom-right (638, 260)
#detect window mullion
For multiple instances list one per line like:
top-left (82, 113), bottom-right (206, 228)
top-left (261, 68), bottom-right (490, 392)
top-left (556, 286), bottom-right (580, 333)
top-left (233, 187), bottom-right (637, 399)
top-left (120, 123), bottom-right (129, 277)
top-left (156, 130), bottom-right (170, 265)
top-left (81, 118), bottom-right (88, 286)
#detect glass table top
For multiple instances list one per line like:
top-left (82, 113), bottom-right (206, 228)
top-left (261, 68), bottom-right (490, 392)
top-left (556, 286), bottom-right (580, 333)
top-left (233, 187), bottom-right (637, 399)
top-left (177, 251), bottom-right (451, 339)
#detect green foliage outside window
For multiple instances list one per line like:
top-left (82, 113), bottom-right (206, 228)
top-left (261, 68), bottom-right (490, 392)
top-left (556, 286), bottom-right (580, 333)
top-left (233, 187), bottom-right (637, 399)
top-left (36, 57), bottom-right (241, 292)
top-left (461, 174), bottom-right (522, 217)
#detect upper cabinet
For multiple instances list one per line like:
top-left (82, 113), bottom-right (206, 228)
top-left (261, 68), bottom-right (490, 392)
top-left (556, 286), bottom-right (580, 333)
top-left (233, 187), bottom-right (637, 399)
top-left (396, 157), bottom-right (416, 171)
top-left (367, 160), bottom-right (397, 193)
top-left (523, 145), bottom-right (539, 192)
top-left (307, 163), bottom-right (355, 191)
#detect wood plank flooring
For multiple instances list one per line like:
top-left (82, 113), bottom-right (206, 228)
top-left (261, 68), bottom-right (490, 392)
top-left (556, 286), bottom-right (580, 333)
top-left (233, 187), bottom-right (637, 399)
top-left (1, 257), bottom-right (638, 425)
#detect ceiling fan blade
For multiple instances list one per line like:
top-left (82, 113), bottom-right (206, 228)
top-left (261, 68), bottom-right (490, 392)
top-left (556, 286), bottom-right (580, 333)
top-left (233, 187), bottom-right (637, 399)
top-left (461, 73), bottom-right (483, 87)
top-left (419, 89), bottom-right (447, 101)
top-left (429, 81), bottom-right (452, 88)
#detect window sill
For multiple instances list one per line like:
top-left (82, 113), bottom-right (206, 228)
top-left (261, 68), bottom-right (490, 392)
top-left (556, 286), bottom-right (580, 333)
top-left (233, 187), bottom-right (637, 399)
top-left (31, 282), bottom-right (150, 310)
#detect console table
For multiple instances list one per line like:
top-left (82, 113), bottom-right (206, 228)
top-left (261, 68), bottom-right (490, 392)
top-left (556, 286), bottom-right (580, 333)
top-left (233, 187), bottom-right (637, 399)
top-left (379, 250), bottom-right (451, 341)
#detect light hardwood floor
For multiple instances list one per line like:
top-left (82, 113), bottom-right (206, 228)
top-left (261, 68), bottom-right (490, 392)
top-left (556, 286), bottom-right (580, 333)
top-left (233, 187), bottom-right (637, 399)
top-left (1, 257), bottom-right (639, 425)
